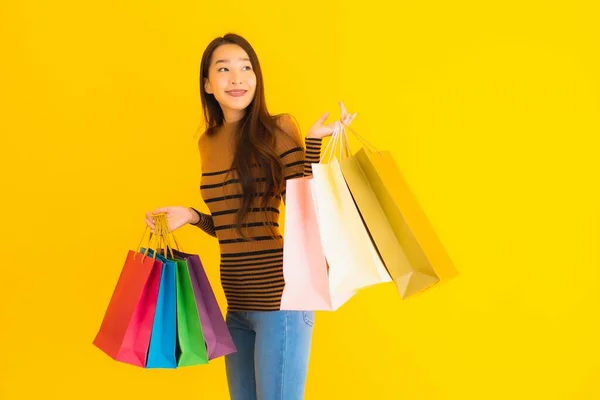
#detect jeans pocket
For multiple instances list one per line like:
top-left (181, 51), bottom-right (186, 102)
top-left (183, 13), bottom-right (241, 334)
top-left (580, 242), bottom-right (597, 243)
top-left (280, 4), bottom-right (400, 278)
top-left (302, 311), bottom-right (314, 327)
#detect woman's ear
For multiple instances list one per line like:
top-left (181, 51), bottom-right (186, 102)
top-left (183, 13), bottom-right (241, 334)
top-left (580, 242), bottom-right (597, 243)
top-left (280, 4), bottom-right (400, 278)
top-left (204, 78), bottom-right (212, 94)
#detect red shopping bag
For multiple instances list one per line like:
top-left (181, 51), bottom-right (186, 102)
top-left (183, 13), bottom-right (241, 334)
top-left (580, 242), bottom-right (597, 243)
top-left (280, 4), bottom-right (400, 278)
top-left (93, 224), bottom-right (165, 367)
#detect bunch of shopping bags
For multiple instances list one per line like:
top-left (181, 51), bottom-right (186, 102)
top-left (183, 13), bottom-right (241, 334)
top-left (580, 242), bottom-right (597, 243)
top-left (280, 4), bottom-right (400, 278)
top-left (93, 213), bottom-right (236, 368)
top-left (281, 123), bottom-right (459, 311)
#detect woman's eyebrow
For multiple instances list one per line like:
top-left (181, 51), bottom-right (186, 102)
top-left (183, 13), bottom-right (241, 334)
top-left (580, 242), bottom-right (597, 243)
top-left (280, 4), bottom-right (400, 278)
top-left (215, 57), bottom-right (250, 64)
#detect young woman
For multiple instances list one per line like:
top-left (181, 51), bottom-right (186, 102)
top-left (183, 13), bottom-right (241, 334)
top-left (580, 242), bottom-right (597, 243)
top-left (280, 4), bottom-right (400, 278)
top-left (145, 33), bottom-right (356, 399)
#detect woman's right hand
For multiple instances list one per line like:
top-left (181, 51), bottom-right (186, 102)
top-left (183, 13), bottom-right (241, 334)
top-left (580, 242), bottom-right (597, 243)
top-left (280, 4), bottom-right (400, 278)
top-left (145, 206), bottom-right (198, 233)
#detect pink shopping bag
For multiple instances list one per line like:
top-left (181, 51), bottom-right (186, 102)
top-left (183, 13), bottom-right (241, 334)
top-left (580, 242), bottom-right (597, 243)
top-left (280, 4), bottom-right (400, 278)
top-left (280, 176), bottom-right (355, 311)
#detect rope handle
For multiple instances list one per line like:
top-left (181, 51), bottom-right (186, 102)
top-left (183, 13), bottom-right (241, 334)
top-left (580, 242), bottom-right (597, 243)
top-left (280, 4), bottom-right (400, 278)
top-left (134, 212), bottom-right (182, 261)
top-left (319, 120), bottom-right (382, 163)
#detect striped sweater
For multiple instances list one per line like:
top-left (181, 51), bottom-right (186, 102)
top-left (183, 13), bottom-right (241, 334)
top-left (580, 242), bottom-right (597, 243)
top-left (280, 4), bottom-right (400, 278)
top-left (191, 114), bottom-right (322, 311)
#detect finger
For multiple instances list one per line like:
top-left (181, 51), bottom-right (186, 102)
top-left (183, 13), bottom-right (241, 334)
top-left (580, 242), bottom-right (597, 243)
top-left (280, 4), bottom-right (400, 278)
top-left (151, 207), bottom-right (169, 218)
top-left (343, 111), bottom-right (356, 126)
top-left (342, 112), bottom-right (351, 126)
top-left (317, 111), bottom-right (330, 124)
top-left (339, 101), bottom-right (348, 119)
top-left (313, 112), bottom-right (329, 126)
top-left (145, 212), bottom-right (155, 228)
top-left (349, 112), bottom-right (357, 125)
top-left (145, 220), bottom-right (155, 233)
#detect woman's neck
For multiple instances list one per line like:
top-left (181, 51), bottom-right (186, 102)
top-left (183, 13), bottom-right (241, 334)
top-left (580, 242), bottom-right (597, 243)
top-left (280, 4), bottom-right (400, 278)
top-left (222, 108), bottom-right (245, 124)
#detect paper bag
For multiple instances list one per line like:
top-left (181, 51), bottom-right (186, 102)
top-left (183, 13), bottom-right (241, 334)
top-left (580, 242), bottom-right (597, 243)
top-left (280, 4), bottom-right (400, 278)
top-left (311, 158), bottom-right (392, 294)
top-left (280, 176), bottom-right (356, 311)
top-left (143, 249), bottom-right (178, 369)
top-left (93, 250), bottom-right (162, 367)
top-left (172, 249), bottom-right (237, 360)
top-left (340, 154), bottom-right (440, 298)
top-left (354, 147), bottom-right (458, 289)
top-left (174, 259), bottom-right (209, 366)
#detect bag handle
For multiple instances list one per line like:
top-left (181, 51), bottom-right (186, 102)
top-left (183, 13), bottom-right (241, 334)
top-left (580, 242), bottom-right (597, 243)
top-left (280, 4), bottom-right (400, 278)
top-left (319, 120), bottom-right (382, 163)
top-left (340, 123), bottom-right (382, 155)
top-left (320, 121), bottom-right (352, 163)
top-left (134, 212), bottom-right (180, 261)
top-left (135, 223), bottom-right (160, 260)
top-left (155, 213), bottom-right (181, 258)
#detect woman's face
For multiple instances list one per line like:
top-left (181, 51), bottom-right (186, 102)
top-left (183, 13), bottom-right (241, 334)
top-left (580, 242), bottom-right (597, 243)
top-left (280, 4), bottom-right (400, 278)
top-left (204, 43), bottom-right (257, 122)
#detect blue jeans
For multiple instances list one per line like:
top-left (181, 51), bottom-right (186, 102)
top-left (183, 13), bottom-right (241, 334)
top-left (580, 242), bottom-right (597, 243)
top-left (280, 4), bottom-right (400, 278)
top-left (225, 310), bottom-right (315, 400)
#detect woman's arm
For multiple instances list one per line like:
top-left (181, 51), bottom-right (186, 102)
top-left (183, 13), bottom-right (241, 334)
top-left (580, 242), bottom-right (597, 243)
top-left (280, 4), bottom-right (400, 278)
top-left (188, 207), bottom-right (217, 238)
top-left (277, 114), bottom-right (323, 204)
top-left (193, 132), bottom-right (218, 238)
top-left (303, 135), bottom-right (323, 177)
top-left (278, 103), bottom-right (356, 203)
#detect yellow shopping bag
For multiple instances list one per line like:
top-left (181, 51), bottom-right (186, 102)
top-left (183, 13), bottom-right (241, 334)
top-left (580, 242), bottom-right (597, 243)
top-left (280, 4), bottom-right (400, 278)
top-left (339, 125), bottom-right (458, 298)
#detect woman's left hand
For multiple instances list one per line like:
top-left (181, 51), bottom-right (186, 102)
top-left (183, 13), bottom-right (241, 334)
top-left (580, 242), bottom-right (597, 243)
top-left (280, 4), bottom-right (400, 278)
top-left (307, 101), bottom-right (357, 139)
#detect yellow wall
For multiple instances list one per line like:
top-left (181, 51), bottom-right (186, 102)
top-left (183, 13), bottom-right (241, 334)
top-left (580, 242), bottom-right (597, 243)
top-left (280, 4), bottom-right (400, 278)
top-left (1, 0), bottom-right (599, 399)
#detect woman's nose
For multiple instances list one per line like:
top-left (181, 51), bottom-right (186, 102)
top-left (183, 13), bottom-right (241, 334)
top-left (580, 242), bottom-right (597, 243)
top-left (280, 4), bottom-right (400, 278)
top-left (231, 72), bottom-right (242, 85)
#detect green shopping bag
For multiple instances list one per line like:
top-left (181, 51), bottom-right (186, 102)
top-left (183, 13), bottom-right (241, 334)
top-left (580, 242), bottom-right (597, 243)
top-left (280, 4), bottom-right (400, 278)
top-left (175, 259), bottom-right (209, 366)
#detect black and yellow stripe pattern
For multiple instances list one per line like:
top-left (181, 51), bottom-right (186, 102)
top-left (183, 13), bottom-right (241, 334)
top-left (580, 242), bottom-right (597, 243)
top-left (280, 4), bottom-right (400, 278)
top-left (192, 115), bottom-right (322, 311)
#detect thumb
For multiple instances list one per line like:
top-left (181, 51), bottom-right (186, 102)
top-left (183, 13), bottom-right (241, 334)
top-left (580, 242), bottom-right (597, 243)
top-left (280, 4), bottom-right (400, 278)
top-left (152, 207), bottom-right (169, 215)
top-left (316, 111), bottom-right (329, 125)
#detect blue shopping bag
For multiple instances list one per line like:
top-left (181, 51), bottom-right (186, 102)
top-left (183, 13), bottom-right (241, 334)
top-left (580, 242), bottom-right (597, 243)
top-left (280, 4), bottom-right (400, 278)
top-left (141, 248), bottom-right (178, 369)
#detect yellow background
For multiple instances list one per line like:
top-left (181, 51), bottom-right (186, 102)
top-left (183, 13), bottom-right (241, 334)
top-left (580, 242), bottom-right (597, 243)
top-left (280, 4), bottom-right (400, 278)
top-left (1, 0), bottom-right (599, 399)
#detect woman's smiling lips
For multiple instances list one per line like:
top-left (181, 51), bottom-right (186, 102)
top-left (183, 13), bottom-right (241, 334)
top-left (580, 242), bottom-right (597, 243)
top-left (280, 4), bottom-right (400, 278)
top-left (226, 89), bottom-right (247, 97)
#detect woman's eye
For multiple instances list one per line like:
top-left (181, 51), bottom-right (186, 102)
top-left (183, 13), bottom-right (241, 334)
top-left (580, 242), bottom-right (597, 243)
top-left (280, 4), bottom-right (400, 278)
top-left (218, 67), bottom-right (228, 72)
top-left (243, 66), bottom-right (252, 71)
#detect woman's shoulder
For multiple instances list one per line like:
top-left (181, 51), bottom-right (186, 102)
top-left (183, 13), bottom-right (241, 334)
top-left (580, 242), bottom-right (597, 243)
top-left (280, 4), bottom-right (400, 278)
top-left (273, 113), bottom-right (303, 152)
top-left (274, 113), bottom-right (300, 135)
top-left (197, 124), bottom-right (219, 148)
top-left (197, 131), bottom-right (208, 155)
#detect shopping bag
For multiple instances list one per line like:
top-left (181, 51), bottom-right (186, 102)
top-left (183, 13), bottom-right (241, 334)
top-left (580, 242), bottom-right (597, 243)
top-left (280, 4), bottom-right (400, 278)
top-left (340, 154), bottom-right (440, 298)
top-left (280, 176), bottom-right (356, 311)
top-left (171, 249), bottom-right (236, 360)
top-left (355, 147), bottom-right (457, 281)
top-left (309, 127), bottom-right (392, 295)
top-left (343, 125), bottom-right (458, 296)
top-left (93, 230), bottom-right (163, 367)
top-left (146, 214), bottom-right (209, 367)
top-left (142, 248), bottom-right (177, 369)
top-left (174, 258), bottom-right (209, 366)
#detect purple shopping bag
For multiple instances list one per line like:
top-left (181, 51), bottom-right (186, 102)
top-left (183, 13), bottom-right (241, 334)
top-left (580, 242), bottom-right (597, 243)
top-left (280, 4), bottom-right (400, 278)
top-left (171, 249), bottom-right (237, 360)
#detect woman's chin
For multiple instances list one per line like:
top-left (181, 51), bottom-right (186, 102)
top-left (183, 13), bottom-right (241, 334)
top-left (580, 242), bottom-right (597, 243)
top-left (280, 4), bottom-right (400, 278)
top-left (222, 101), bottom-right (253, 112)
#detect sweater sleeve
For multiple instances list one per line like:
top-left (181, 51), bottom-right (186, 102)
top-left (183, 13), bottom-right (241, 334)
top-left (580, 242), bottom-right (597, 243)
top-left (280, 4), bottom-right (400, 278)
top-left (303, 137), bottom-right (323, 176)
top-left (189, 207), bottom-right (217, 238)
top-left (277, 114), bottom-right (323, 204)
top-left (191, 133), bottom-right (217, 238)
